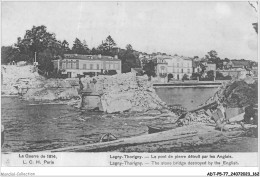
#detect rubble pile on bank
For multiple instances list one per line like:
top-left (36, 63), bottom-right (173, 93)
top-left (1, 65), bottom-right (43, 95)
top-left (22, 78), bottom-right (80, 101)
top-left (205, 77), bottom-right (257, 108)
top-left (175, 77), bottom-right (258, 130)
top-left (1, 65), bottom-right (80, 101)
top-left (180, 110), bottom-right (214, 126)
top-left (81, 73), bottom-right (168, 113)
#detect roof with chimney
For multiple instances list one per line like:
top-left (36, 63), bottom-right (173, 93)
top-left (63, 54), bottom-right (120, 61)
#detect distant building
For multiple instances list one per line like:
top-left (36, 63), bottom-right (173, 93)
top-left (230, 60), bottom-right (251, 69)
top-left (223, 61), bottom-right (233, 70)
top-left (217, 69), bottom-right (247, 79)
top-left (204, 62), bottom-right (216, 72)
top-left (163, 55), bottom-right (193, 80)
top-left (155, 57), bottom-right (168, 77)
top-left (52, 54), bottom-right (121, 78)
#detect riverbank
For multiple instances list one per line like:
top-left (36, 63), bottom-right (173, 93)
top-left (153, 81), bottom-right (223, 88)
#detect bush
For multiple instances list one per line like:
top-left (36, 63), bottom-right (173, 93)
top-left (168, 73), bottom-right (173, 82)
top-left (191, 72), bottom-right (200, 80)
top-left (159, 73), bottom-right (167, 78)
top-left (182, 74), bottom-right (189, 80)
top-left (207, 70), bottom-right (215, 80)
top-left (104, 70), bottom-right (117, 75)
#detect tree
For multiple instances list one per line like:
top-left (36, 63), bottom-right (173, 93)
top-left (168, 73), bottom-right (173, 82)
top-left (216, 71), bottom-right (224, 80)
top-left (15, 25), bottom-right (61, 63)
top-left (61, 40), bottom-right (70, 53)
top-left (1, 46), bottom-right (21, 64)
top-left (82, 40), bottom-right (90, 54)
top-left (142, 59), bottom-right (156, 80)
top-left (126, 44), bottom-right (133, 51)
top-left (205, 50), bottom-right (223, 69)
top-left (105, 35), bottom-right (116, 51)
top-left (191, 72), bottom-right (201, 80)
top-left (72, 38), bottom-right (85, 54)
top-left (182, 74), bottom-right (189, 81)
top-left (199, 63), bottom-right (206, 74)
top-left (37, 48), bottom-right (54, 76)
top-left (206, 70), bottom-right (215, 80)
top-left (15, 25), bottom-right (62, 76)
top-left (224, 58), bottom-right (230, 62)
top-left (91, 47), bottom-right (98, 55)
top-left (96, 35), bottom-right (117, 56)
top-left (119, 44), bottom-right (141, 73)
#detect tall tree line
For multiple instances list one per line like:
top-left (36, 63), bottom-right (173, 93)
top-left (1, 25), bottom-right (141, 74)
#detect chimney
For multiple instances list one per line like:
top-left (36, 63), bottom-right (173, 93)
top-left (114, 55), bottom-right (118, 59)
top-left (98, 54), bottom-right (102, 59)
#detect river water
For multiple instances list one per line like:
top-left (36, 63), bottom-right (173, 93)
top-left (1, 97), bottom-right (162, 152)
top-left (155, 87), bottom-right (219, 110)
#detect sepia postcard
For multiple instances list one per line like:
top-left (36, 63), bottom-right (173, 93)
top-left (1, 1), bottom-right (259, 176)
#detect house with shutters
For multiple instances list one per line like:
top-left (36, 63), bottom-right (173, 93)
top-left (52, 54), bottom-right (121, 78)
top-left (163, 55), bottom-right (193, 80)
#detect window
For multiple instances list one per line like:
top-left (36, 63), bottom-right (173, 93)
top-left (188, 69), bottom-right (190, 73)
top-left (90, 64), bottom-right (93, 70)
top-left (177, 63), bottom-right (179, 67)
top-left (72, 61), bottom-right (76, 69)
top-left (67, 61), bottom-right (71, 69)
top-left (62, 62), bottom-right (66, 69)
top-left (181, 69), bottom-right (183, 73)
top-left (76, 60), bottom-right (79, 69)
top-left (97, 64), bottom-right (99, 70)
top-left (106, 64), bottom-right (109, 69)
top-left (115, 64), bottom-right (118, 70)
top-left (71, 60), bottom-right (73, 69)
top-left (110, 64), bottom-right (113, 69)
top-left (83, 64), bottom-right (86, 69)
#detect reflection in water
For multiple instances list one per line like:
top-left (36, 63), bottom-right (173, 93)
top-left (155, 87), bottom-right (218, 110)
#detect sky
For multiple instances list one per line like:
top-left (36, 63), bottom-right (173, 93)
top-left (1, 1), bottom-right (258, 61)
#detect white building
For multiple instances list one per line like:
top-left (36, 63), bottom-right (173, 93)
top-left (163, 55), bottom-right (193, 80)
top-left (52, 54), bottom-right (121, 78)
